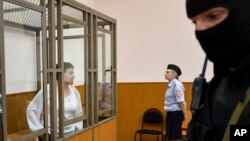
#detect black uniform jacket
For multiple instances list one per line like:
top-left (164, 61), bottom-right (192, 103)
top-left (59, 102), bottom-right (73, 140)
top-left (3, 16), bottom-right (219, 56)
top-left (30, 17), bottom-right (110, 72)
top-left (187, 55), bottom-right (250, 141)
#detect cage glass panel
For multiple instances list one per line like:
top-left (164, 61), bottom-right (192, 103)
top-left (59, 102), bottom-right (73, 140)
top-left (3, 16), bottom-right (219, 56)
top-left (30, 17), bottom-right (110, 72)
top-left (97, 30), bottom-right (113, 122)
top-left (3, 1), bottom-right (45, 140)
top-left (63, 19), bottom-right (86, 133)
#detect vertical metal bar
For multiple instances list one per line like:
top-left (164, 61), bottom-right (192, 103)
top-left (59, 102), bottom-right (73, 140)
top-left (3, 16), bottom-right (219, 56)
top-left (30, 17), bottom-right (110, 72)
top-left (0, 93), bottom-right (3, 141)
top-left (48, 0), bottom-right (57, 141)
top-left (57, 0), bottom-right (64, 138)
top-left (111, 22), bottom-right (117, 116)
top-left (90, 14), bottom-right (95, 138)
top-left (110, 23), bottom-right (114, 116)
top-left (41, 0), bottom-right (49, 140)
top-left (0, 1), bottom-right (6, 141)
top-left (102, 34), bottom-right (106, 81)
top-left (87, 12), bottom-right (93, 127)
top-left (92, 15), bottom-right (98, 124)
top-left (0, 0), bottom-right (7, 140)
top-left (36, 31), bottom-right (41, 92)
top-left (114, 23), bottom-right (117, 116)
top-left (82, 11), bottom-right (86, 22)
top-left (82, 10), bottom-right (88, 129)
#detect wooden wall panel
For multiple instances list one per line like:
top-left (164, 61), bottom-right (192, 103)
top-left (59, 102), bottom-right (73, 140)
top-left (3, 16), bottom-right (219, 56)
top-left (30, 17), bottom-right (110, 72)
top-left (68, 130), bottom-right (92, 141)
top-left (75, 85), bottom-right (86, 113)
top-left (75, 85), bottom-right (86, 105)
top-left (117, 82), bottom-right (193, 141)
top-left (6, 92), bottom-right (36, 134)
top-left (94, 119), bottom-right (117, 141)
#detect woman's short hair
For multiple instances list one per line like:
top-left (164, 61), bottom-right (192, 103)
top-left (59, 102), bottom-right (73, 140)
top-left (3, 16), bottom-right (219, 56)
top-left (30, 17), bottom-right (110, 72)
top-left (56, 62), bottom-right (74, 80)
top-left (64, 62), bottom-right (74, 72)
top-left (171, 70), bottom-right (179, 79)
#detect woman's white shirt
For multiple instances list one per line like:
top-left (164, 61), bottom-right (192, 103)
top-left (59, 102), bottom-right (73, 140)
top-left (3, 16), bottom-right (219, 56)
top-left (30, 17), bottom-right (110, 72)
top-left (26, 85), bottom-right (83, 133)
top-left (64, 86), bottom-right (83, 133)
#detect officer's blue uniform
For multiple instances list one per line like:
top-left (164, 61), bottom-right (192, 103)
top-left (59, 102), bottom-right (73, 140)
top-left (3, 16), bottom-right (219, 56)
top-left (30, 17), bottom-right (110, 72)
top-left (164, 78), bottom-right (185, 140)
top-left (164, 78), bottom-right (185, 111)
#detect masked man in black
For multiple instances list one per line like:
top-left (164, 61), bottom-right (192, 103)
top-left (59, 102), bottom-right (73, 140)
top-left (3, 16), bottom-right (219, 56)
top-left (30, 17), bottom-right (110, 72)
top-left (185, 0), bottom-right (250, 140)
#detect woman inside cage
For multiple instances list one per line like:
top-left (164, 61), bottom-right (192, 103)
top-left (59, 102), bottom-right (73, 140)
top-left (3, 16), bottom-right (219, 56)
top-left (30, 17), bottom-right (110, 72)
top-left (26, 62), bottom-right (83, 139)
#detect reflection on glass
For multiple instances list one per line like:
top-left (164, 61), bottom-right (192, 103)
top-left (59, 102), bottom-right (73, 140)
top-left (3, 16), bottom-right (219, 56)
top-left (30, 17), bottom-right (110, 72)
top-left (63, 20), bottom-right (86, 131)
top-left (98, 69), bottom-right (112, 109)
top-left (3, 1), bottom-right (44, 140)
top-left (97, 31), bottom-right (113, 122)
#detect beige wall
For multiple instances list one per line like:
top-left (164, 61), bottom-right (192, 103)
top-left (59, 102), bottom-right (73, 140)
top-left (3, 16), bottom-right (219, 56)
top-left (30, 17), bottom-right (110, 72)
top-left (93, 0), bottom-right (214, 82)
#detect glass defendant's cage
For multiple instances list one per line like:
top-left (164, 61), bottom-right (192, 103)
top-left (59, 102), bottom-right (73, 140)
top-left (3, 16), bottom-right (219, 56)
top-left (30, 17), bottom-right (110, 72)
top-left (0, 0), bottom-right (117, 140)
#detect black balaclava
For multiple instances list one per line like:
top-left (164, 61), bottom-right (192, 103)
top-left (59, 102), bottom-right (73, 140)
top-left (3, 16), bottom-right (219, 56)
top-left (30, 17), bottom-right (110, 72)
top-left (186, 0), bottom-right (250, 68)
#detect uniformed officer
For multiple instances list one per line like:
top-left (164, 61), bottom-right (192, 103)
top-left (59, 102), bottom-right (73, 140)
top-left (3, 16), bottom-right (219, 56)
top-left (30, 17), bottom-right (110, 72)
top-left (164, 64), bottom-right (186, 141)
top-left (185, 0), bottom-right (250, 140)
